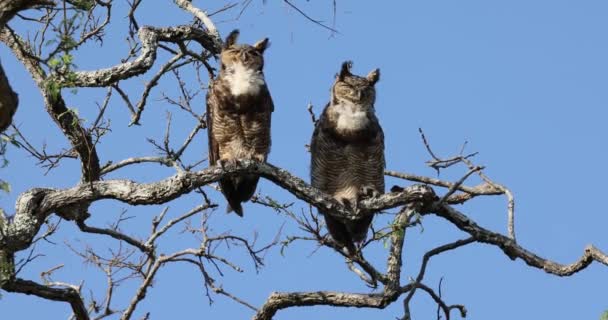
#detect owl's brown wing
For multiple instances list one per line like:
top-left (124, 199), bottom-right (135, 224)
top-left (259, 85), bottom-right (274, 157)
top-left (262, 84), bottom-right (274, 113)
top-left (207, 83), bottom-right (245, 215)
top-left (206, 84), bottom-right (220, 166)
top-left (309, 103), bottom-right (330, 190)
top-left (373, 118), bottom-right (386, 189)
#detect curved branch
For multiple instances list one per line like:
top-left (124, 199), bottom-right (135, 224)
top-left (0, 27), bottom-right (101, 183)
top-left (3, 278), bottom-right (89, 320)
top-left (254, 291), bottom-right (396, 320)
top-left (75, 219), bottom-right (150, 254)
top-left (1, 160), bottom-right (435, 253)
top-left (0, 0), bottom-right (54, 27)
top-left (5, 158), bottom-right (606, 279)
top-left (402, 238), bottom-right (475, 319)
top-left (100, 156), bottom-right (173, 175)
top-left (386, 170), bottom-right (503, 204)
top-left (430, 203), bottom-right (608, 276)
top-left (172, 0), bottom-right (221, 46)
top-left (54, 25), bottom-right (220, 88)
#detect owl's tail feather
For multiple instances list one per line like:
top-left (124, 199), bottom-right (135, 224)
top-left (346, 214), bottom-right (373, 244)
top-left (324, 213), bottom-right (357, 255)
top-left (220, 175), bottom-right (260, 217)
top-left (226, 202), bottom-right (244, 217)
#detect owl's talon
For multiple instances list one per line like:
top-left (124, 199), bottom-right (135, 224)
top-left (218, 159), bottom-right (238, 170)
top-left (217, 159), bottom-right (227, 169)
top-left (341, 198), bottom-right (357, 214)
top-left (359, 185), bottom-right (380, 200)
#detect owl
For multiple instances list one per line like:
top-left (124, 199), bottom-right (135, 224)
top-left (310, 61), bottom-right (385, 253)
top-left (206, 30), bottom-right (273, 216)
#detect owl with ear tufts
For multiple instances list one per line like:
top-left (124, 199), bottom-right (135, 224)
top-left (310, 61), bottom-right (385, 254)
top-left (206, 30), bottom-right (273, 216)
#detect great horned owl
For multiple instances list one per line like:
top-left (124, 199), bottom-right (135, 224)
top-left (310, 61), bottom-right (385, 253)
top-left (207, 30), bottom-right (273, 216)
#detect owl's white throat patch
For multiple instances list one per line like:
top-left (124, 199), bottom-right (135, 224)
top-left (225, 62), bottom-right (265, 96)
top-left (334, 102), bottom-right (370, 131)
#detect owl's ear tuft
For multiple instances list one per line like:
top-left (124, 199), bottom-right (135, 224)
top-left (367, 68), bottom-right (380, 85)
top-left (253, 38), bottom-right (270, 53)
top-left (338, 60), bottom-right (353, 81)
top-left (224, 29), bottom-right (240, 49)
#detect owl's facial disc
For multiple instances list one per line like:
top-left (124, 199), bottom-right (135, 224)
top-left (221, 46), bottom-right (264, 72)
top-left (335, 83), bottom-right (374, 108)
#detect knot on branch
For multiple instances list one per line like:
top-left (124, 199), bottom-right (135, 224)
top-left (359, 184), bottom-right (437, 214)
top-left (55, 202), bottom-right (91, 221)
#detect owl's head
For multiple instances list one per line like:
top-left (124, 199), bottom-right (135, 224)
top-left (220, 30), bottom-right (269, 72)
top-left (332, 61), bottom-right (380, 107)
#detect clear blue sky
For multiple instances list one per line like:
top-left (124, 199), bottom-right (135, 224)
top-left (1, 1), bottom-right (607, 319)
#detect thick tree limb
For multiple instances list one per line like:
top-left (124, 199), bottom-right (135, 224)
top-left (3, 277), bottom-right (89, 320)
top-left (3, 159), bottom-right (606, 279)
top-left (0, 160), bottom-right (434, 252)
top-left (0, 0), bottom-right (54, 27)
top-left (0, 28), bottom-right (101, 182)
top-left (253, 291), bottom-right (397, 320)
top-left (1, 248), bottom-right (88, 319)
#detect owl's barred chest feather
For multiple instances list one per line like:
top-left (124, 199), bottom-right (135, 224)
top-left (215, 114), bottom-right (267, 160)
top-left (314, 139), bottom-right (384, 199)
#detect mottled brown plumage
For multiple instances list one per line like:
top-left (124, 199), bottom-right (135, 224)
top-left (310, 61), bottom-right (385, 253)
top-left (207, 30), bottom-right (273, 216)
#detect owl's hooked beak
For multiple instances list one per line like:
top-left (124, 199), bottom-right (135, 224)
top-left (239, 51), bottom-right (248, 63)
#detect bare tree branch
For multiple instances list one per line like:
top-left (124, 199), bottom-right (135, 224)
top-left (0, 0), bottom-right (54, 27)
top-left (429, 203), bottom-right (608, 276)
top-left (1, 160), bottom-right (434, 252)
top-left (0, 27), bottom-right (101, 183)
top-left (53, 25), bottom-right (220, 88)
